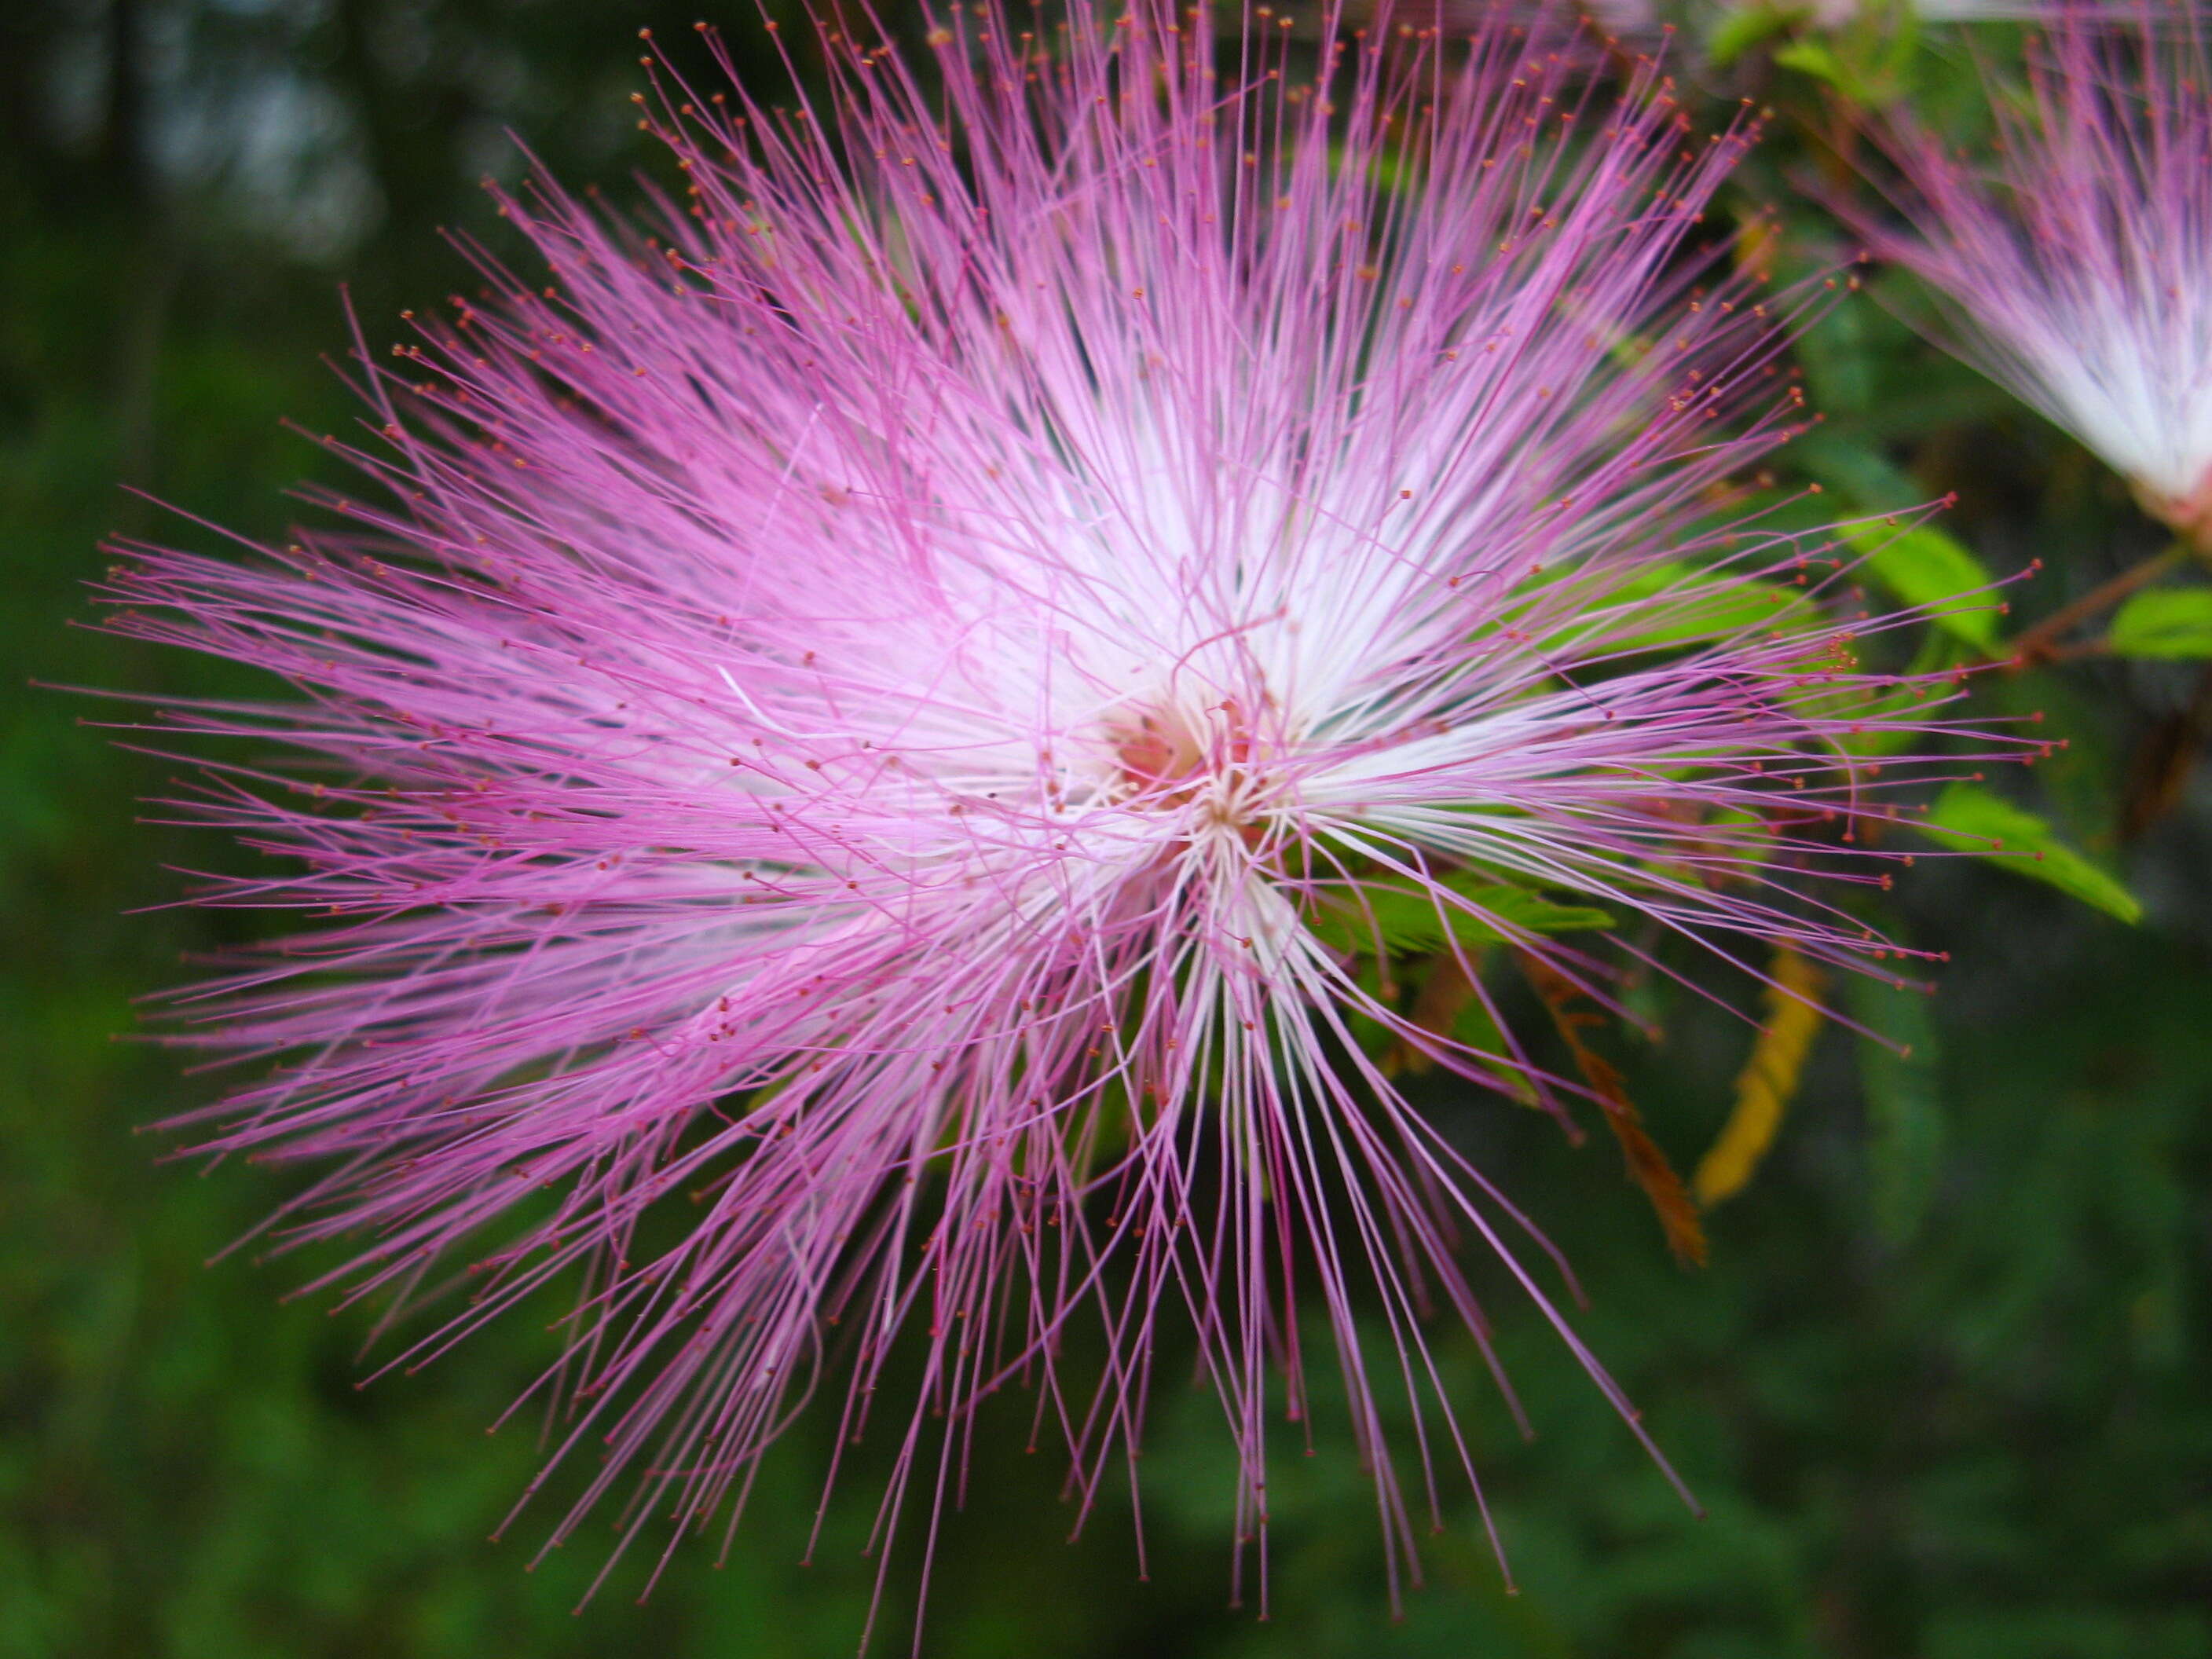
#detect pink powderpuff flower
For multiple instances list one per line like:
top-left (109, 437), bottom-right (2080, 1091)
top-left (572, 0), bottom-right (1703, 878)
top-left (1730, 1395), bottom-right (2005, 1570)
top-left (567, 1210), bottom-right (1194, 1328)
top-left (101, 0), bottom-right (2017, 1632)
top-left (1782, 0), bottom-right (2149, 25)
top-left (1850, 12), bottom-right (2212, 550)
top-left (1330, 0), bottom-right (2108, 54)
top-left (1481, 0), bottom-right (2152, 49)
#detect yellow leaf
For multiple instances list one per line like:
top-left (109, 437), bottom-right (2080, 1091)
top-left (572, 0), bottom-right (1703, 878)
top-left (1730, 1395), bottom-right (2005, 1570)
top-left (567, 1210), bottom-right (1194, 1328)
top-left (1693, 949), bottom-right (1828, 1207)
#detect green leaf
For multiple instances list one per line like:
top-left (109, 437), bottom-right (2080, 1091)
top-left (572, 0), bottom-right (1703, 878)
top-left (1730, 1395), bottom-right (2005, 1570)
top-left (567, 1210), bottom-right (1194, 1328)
top-left (1774, 10), bottom-right (1913, 104)
top-left (1463, 881), bottom-right (1617, 936)
top-left (1772, 38), bottom-right (1847, 86)
top-left (2107, 588), bottom-right (2212, 660)
top-left (1705, 1), bottom-right (1796, 65)
top-left (1848, 970), bottom-right (1944, 1247)
top-left (1309, 873), bottom-right (1613, 959)
top-left (1838, 520), bottom-right (2003, 652)
top-left (1916, 782), bottom-right (2141, 924)
top-left (1524, 560), bottom-right (1815, 654)
top-left (1606, 562), bottom-right (1816, 648)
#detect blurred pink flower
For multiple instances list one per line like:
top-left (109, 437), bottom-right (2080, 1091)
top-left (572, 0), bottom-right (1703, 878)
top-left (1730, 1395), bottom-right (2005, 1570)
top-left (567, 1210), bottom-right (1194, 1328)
top-left (105, 0), bottom-right (2010, 1626)
top-left (1535, 0), bottom-right (2144, 43)
top-left (1853, 13), bottom-right (2212, 549)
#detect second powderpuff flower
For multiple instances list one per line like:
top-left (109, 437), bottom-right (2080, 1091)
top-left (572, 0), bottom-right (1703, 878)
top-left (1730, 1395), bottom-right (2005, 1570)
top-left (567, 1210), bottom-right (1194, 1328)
top-left (108, 1), bottom-right (2015, 1623)
top-left (1851, 13), bottom-right (2212, 551)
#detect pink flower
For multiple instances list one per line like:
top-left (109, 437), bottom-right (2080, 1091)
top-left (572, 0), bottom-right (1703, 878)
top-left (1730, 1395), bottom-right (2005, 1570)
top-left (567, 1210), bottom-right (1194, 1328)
top-left (1852, 13), bottom-right (2212, 550)
top-left (105, 2), bottom-right (2010, 1628)
top-left (1518, 0), bottom-right (2145, 46)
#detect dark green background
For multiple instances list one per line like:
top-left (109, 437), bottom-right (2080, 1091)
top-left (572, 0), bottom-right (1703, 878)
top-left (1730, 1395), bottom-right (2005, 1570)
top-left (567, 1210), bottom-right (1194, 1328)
top-left (5, 5), bottom-right (2207, 1654)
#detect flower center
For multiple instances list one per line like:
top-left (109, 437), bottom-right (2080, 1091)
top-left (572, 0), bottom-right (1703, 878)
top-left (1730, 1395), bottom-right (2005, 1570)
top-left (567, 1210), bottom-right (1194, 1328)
top-left (1108, 697), bottom-right (1265, 830)
top-left (2137, 463), bottom-right (2212, 557)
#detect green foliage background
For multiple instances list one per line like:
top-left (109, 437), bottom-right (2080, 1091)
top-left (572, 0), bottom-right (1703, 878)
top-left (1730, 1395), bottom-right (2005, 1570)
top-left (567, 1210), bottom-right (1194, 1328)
top-left (4, 4), bottom-right (2208, 1654)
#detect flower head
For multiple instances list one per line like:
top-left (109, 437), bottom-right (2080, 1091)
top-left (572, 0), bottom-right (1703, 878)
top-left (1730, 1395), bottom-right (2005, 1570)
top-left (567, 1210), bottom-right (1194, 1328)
top-left (1529, 0), bottom-right (2148, 47)
top-left (107, 1), bottom-right (2009, 1625)
top-left (1852, 14), bottom-right (2212, 548)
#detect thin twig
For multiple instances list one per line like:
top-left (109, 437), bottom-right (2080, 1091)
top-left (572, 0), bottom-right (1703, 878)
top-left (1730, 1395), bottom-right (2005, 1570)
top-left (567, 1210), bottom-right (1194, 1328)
top-left (2012, 540), bottom-right (2187, 665)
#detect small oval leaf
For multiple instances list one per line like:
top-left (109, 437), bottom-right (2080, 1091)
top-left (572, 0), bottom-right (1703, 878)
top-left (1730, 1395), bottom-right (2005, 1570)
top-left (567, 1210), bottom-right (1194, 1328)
top-left (1916, 782), bottom-right (2141, 923)
top-left (1694, 948), bottom-right (1827, 1208)
top-left (1309, 875), bottom-right (1614, 959)
top-left (1839, 521), bottom-right (2002, 651)
top-left (2108, 588), bottom-right (2212, 660)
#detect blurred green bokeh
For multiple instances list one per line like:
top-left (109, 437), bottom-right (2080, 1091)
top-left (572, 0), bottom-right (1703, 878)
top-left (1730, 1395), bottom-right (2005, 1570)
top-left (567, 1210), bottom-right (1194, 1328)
top-left (4, 5), bottom-right (2207, 1655)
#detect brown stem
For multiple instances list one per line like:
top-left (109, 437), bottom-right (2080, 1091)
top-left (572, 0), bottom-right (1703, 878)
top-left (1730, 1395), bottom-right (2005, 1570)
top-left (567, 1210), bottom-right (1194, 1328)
top-left (2012, 541), bottom-right (2187, 666)
top-left (2037, 638), bottom-right (2111, 667)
